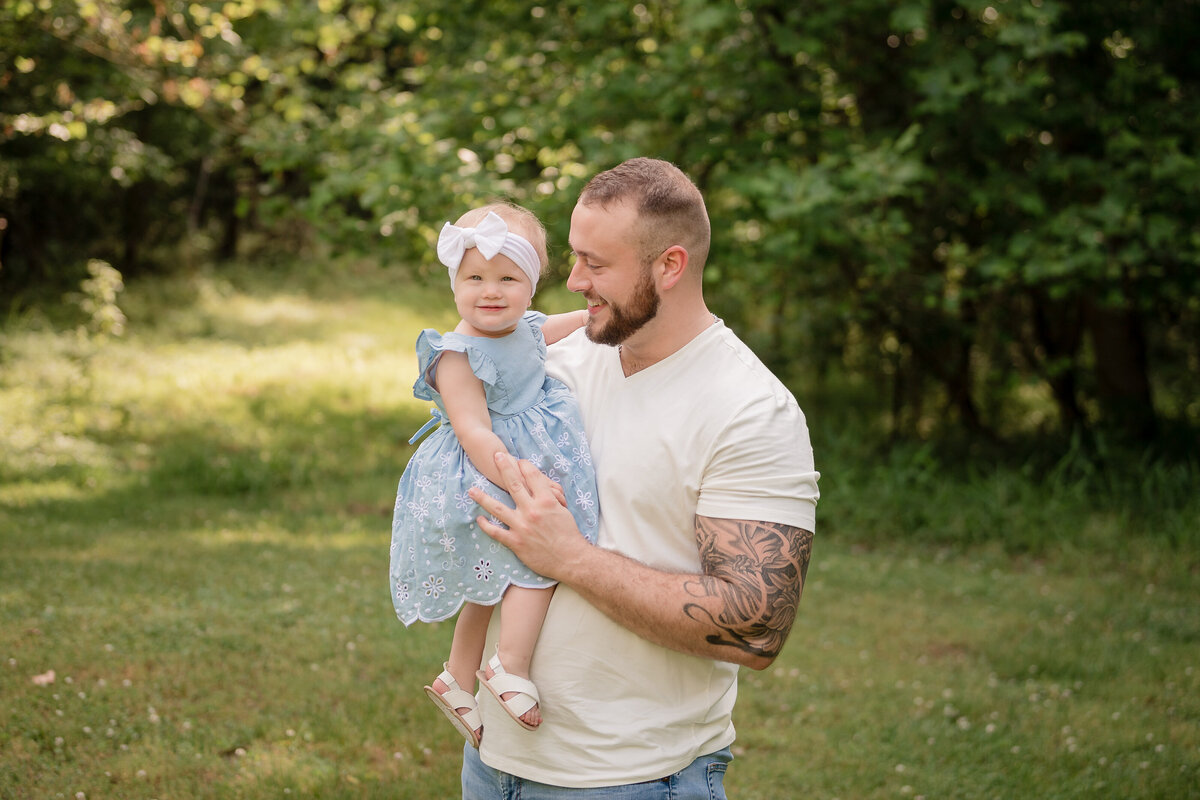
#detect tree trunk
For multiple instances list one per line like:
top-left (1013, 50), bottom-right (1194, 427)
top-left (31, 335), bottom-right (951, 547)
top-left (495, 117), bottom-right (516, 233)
top-left (1082, 296), bottom-right (1157, 441)
top-left (1029, 292), bottom-right (1085, 432)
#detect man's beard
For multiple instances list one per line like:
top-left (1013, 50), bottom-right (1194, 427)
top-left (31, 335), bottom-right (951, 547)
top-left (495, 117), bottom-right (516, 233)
top-left (585, 266), bottom-right (660, 346)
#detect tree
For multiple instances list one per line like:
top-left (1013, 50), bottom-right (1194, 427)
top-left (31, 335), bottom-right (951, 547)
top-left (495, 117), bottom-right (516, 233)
top-left (3, 0), bottom-right (1197, 443)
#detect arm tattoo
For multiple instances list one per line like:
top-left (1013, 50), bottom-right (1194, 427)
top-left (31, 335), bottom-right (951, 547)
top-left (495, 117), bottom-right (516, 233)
top-left (683, 518), bottom-right (814, 659)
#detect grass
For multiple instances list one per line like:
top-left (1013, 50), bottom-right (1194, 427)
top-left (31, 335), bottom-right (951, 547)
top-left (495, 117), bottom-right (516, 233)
top-left (1, 259), bottom-right (1197, 799)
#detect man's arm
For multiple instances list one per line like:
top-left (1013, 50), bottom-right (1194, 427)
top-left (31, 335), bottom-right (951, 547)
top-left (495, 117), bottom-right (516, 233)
top-left (539, 309), bottom-right (588, 345)
top-left (685, 516), bottom-right (813, 665)
top-left (469, 453), bottom-right (813, 670)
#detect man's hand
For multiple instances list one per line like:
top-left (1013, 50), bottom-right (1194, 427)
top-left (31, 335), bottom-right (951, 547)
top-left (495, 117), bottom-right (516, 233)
top-left (468, 452), bottom-right (587, 580)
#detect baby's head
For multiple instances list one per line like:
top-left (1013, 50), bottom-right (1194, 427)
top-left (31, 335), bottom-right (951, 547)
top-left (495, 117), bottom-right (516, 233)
top-left (449, 202), bottom-right (549, 285)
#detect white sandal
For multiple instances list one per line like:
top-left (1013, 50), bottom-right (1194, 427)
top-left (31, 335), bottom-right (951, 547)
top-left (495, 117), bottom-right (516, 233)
top-left (423, 665), bottom-right (483, 748)
top-left (476, 651), bottom-right (540, 731)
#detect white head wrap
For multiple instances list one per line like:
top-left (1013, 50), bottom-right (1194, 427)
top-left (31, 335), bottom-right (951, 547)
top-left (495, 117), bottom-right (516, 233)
top-left (437, 211), bottom-right (541, 292)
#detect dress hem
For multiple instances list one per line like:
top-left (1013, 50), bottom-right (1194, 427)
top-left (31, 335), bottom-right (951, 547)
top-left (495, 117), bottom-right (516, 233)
top-left (396, 575), bottom-right (560, 627)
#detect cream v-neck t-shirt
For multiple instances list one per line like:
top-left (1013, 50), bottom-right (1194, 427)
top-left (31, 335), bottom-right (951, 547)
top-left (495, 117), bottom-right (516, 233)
top-left (477, 319), bottom-right (819, 787)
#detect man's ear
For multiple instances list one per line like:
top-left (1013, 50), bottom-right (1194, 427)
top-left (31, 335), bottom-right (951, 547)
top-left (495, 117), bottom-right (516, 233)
top-left (657, 245), bottom-right (690, 290)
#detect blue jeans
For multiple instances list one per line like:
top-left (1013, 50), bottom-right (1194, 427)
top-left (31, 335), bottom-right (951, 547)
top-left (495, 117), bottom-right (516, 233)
top-left (461, 744), bottom-right (733, 799)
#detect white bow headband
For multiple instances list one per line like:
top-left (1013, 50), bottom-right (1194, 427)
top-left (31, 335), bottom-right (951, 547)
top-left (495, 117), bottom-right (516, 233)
top-left (437, 211), bottom-right (541, 292)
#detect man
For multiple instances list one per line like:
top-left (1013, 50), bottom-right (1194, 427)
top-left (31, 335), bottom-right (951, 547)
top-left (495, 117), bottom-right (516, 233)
top-left (464, 157), bottom-right (819, 798)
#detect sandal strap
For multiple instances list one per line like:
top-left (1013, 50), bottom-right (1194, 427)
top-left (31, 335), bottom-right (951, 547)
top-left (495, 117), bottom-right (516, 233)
top-left (484, 652), bottom-right (539, 717)
top-left (433, 667), bottom-right (482, 728)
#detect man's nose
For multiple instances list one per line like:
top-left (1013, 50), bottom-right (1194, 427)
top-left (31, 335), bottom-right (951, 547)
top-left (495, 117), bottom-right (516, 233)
top-left (565, 260), bottom-right (587, 293)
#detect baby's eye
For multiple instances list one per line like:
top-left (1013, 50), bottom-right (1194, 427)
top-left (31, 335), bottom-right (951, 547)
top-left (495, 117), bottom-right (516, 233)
top-left (502, 275), bottom-right (516, 281)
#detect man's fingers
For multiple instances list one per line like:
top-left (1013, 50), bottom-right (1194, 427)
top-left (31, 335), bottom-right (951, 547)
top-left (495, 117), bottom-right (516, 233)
top-left (493, 452), bottom-right (531, 497)
top-left (475, 513), bottom-right (507, 543)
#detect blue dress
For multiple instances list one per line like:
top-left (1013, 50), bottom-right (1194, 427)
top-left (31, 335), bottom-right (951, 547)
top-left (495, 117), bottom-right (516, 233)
top-left (390, 311), bottom-right (600, 625)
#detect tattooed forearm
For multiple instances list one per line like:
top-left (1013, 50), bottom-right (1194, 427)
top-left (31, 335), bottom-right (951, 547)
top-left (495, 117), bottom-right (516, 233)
top-left (683, 518), bottom-right (814, 660)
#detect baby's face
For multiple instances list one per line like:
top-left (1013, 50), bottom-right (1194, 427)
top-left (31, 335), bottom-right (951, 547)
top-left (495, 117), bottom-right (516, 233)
top-left (452, 249), bottom-right (534, 338)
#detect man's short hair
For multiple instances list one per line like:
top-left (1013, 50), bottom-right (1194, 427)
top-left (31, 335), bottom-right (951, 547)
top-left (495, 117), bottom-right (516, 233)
top-left (580, 158), bottom-right (711, 270)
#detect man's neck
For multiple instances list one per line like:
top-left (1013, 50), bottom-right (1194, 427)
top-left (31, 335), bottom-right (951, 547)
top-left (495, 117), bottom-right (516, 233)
top-left (617, 305), bottom-right (715, 377)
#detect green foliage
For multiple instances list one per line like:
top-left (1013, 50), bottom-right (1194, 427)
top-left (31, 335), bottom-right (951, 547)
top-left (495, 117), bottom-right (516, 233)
top-left (2, 0), bottom-right (1198, 443)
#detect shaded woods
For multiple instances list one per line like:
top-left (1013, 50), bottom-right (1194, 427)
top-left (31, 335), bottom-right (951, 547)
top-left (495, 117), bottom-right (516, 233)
top-left (3, 0), bottom-right (1199, 446)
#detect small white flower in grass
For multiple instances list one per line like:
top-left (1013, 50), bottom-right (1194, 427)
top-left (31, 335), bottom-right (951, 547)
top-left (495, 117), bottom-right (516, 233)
top-left (895, 764), bottom-right (906, 773)
top-left (1011, 746), bottom-right (1021, 754)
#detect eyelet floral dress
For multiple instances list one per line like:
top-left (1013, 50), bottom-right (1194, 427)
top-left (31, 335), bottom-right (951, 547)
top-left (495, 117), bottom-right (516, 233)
top-left (390, 311), bottom-right (600, 626)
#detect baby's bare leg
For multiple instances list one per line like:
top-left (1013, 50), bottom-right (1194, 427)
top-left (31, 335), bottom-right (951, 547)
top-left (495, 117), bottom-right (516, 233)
top-left (443, 602), bottom-right (494, 691)
top-left (493, 585), bottom-right (555, 726)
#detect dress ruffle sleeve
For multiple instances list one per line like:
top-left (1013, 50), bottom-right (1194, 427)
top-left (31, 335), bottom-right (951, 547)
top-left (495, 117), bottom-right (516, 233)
top-left (412, 329), bottom-right (502, 402)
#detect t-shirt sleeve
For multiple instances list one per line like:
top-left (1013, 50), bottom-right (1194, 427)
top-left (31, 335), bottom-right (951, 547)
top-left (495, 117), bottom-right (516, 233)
top-left (695, 391), bottom-right (820, 532)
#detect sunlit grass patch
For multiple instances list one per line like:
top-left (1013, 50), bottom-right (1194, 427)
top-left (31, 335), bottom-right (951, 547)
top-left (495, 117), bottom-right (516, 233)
top-left (2, 258), bottom-right (1197, 799)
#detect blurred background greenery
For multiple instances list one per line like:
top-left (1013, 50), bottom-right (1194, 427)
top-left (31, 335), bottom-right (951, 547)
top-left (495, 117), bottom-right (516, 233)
top-left (4, 0), bottom-right (1198, 449)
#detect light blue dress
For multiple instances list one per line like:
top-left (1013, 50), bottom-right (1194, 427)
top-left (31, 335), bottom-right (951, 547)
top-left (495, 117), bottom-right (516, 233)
top-left (390, 311), bottom-right (600, 626)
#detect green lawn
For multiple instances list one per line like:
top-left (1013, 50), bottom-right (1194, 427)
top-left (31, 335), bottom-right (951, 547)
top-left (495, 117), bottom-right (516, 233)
top-left (2, 261), bottom-right (1196, 799)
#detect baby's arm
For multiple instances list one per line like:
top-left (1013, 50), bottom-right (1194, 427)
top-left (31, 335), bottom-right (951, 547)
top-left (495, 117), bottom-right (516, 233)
top-left (539, 309), bottom-right (588, 345)
top-left (435, 350), bottom-right (508, 487)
